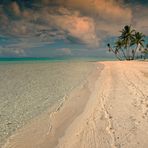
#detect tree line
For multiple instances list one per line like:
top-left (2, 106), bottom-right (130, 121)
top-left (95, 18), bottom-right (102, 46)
top-left (107, 25), bottom-right (148, 60)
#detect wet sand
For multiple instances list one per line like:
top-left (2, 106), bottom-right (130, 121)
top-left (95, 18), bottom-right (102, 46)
top-left (2, 61), bottom-right (148, 148)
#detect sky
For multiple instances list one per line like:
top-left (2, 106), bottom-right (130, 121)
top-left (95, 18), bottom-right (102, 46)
top-left (0, 0), bottom-right (148, 58)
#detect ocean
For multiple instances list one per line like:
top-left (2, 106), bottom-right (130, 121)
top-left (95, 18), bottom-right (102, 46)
top-left (0, 60), bottom-right (96, 146)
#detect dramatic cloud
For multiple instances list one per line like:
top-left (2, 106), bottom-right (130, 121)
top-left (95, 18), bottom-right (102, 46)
top-left (60, 0), bottom-right (132, 22)
top-left (10, 1), bottom-right (21, 16)
top-left (1, 6), bottom-right (100, 46)
top-left (50, 9), bottom-right (99, 46)
top-left (0, 0), bottom-right (147, 57)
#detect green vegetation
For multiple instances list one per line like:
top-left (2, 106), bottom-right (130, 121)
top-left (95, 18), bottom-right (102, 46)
top-left (107, 25), bottom-right (148, 60)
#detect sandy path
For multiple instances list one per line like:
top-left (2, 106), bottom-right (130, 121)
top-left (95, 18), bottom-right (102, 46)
top-left (57, 61), bottom-right (148, 148)
top-left (3, 61), bottom-right (148, 148)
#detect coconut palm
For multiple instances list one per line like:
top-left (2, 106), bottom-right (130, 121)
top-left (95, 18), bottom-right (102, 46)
top-left (142, 44), bottom-right (148, 60)
top-left (119, 25), bottom-right (135, 60)
top-left (107, 25), bottom-right (147, 61)
top-left (107, 43), bottom-right (122, 61)
top-left (115, 39), bottom-right (127, 60)
top-left (131, 32), bottom-right (145, 59)
top-left (120, 25), bottom-right (135, 44)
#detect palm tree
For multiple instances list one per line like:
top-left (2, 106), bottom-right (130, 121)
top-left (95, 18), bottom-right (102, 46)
top-left (131, 32), bottom-right (145, 60)
top-left (119, 25), bottom-right (135, 60)
top-left (107, 43), bottom-right (122, 61)
top-left (115, 39), bottom-right (127, 60)
top-left (142, 44), bottom-right (148, 60)
top-left (107, 25), bottom-right (146, 61)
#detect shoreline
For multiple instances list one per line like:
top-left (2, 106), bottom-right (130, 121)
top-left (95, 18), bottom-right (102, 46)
top-left (0, 61), bottom-right (95, 147)
top-left (2, 62), bottom-right (104, 148)
top-left (56, 61), bottom-right (148, 148)
top-left (2, 61), bottom-right (148, 148)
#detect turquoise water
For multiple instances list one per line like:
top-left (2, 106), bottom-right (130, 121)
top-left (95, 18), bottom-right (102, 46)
top-left (0, 57), bottom-right (116, 63)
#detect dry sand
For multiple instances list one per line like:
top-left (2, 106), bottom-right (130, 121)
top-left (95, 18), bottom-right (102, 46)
top-left (3, 61), bottom-right (148, 148)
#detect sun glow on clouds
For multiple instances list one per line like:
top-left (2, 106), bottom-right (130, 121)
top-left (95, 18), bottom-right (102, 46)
top-left (63, 0), bottom-right (132, 21)
top-left (10, 2), bottom-right (21, 16)
top-left (0, 0), bottom-right (147, 57)
top-left (51, 10), bottom-right (99, 47)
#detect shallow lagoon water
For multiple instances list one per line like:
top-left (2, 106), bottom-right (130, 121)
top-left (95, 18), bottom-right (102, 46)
top-left (0, 61), bottom-right (95, 146)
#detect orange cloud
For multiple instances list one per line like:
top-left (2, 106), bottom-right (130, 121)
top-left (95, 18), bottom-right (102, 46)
top-left (1, 0), bottom-right (147, 50)
top-left (42, 0), bottom-right (132, 22)
top-left (39, 0), bottom-right (133, 37)
top-left (10, 2), bottom-right (21, 16)
top-left (68, 0), bottom-right (131, 21)
top-left (52, 13), bottom-right (99, 46)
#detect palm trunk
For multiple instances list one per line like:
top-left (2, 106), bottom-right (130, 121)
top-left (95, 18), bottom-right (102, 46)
top-left (116, 50), bottom-right (123, 60)
top-left (110, 48), bottom-right (122, 61)
top-left (125, 42), bottom-right (130, 60)
top-left (132, 44), bottom-right (139, 60)
top-left (121, 48), bottom-right (127, 60)
top-left (126, 46), bottom-right (130, 60)
top-left (115, 54), bottom-right (122, 61)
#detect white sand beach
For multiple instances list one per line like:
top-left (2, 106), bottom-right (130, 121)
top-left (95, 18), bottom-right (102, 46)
top-left (2, 61), bottom-right (148, 148)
